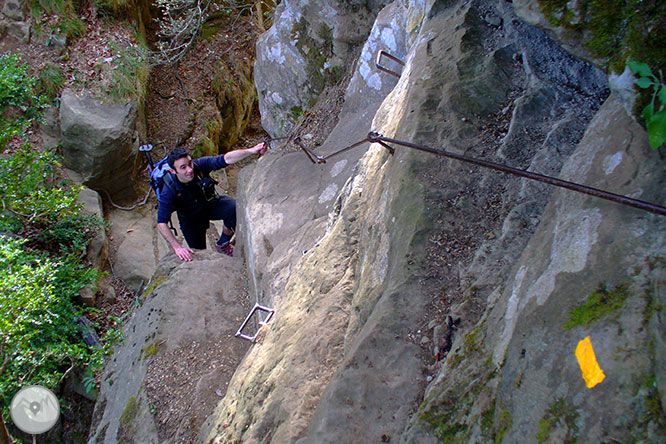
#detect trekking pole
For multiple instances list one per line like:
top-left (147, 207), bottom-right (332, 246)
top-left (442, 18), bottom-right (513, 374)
top-left (139, 143), bottom-right (155, 172)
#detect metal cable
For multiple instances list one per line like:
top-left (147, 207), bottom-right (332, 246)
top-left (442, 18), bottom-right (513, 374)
top-left (295, 131), bottom-right (666, 217)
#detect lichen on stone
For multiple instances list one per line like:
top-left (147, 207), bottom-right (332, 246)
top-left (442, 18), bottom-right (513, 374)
top-left (290, 17), bottom-right (343, 103)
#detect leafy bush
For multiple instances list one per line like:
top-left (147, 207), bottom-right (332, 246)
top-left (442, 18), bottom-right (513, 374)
top-left (0, 53), bottom-right (111, 438)
top-left (628, 61), bottom-right (666, 150)
top-left (0, 54), bottom-right (45, 147)
top-left (0, 237), bottom-right (103, 409)
top-left (0, 144), bottom-right (84, 232)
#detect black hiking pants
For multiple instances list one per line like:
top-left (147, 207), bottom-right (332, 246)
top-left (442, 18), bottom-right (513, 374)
top-left (179, 195), bottom-right (236, 249)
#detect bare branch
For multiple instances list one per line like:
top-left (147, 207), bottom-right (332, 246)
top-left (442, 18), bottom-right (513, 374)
top-left (153, 0), bottom-right (211, 65)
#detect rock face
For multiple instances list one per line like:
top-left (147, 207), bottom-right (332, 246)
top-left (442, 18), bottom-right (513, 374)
top-left (210, 55), bottom-right (256, 152)
top-left (89, 0), bottom-right (665, 443)
top-left (254, 0), bottom-right (391, 137)
top-left (60, 89), bottom-right (139, 200)
top-left (201, 0), bottom-right (664, 443)
top-left (77, 187), bottom-right (108, 272)
top-left (87, 250), bottom-right (250, 444)
top-left (76, 186), bottom-right (109, 306)
top-left (0, 0), bottom-right (30, 42)
top-left (511, 0), bottom-right (599, 67)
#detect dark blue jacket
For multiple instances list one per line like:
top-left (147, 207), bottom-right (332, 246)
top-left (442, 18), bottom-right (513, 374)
top-left (156, 154), bottom-right (228, 227)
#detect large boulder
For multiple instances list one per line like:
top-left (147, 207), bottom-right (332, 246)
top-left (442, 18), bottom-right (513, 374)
top-left (254, 0), bottom-right (391, 137)
top-left (202, 0), bottom-right (618, 442)
top-left (87, 250), bottom-right (251, 444)
top-left (238, 0), bottom-right (416, 334)
top-left (406, 92), bottom-right (666, 444)
top-left (59, 89), bottom-right (139, 200)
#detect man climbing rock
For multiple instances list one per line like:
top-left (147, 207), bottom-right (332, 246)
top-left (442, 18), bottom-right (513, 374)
top-left (157, 143), bottom-right (267, 261)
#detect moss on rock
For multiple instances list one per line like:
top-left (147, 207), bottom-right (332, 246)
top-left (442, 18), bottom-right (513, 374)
top-left (538, 0), bottom-right (666, 75)
top-left (563, 282), bottom-right (630, 330)
top-left (210, 57), bottom-right (256, 152)
top-left (118, 396), bottom-right (139, 443)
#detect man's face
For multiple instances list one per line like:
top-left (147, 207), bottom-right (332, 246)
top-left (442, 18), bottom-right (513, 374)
top-left (172, 156), bottom-right (195, 183)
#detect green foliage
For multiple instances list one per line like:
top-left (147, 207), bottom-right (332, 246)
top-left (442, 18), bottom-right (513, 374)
top-left (535, 398), bottom-right (579, 443)
top-left (59, 16), bottom-right (87, 41)
top-left (0, 53), bottom-right (45, 147)
top-left (0, 60), bottom-right (111, 434)
top-left (563, 283), bottom-right (629, 330)
top-left (30, 0), bottom-right (87, 42)
top-left (81, 367), bottom-right (97, 394)
top-left (108, 42), bottom-right (151, 106)
top-left (0, 144), bottom-right (85, 235)
top-left (0, 237), bottom-right (102, 407)
top-left (628, 61), bottom-right (666, 149)
top-left (38, 63), bottom-right (65, 101)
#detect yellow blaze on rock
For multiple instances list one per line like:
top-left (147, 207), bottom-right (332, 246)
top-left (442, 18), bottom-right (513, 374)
top-left (575, 336), bottom-right (606, 388)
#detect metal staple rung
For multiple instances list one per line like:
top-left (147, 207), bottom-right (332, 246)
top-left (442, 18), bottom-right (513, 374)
top-left (235, 303), bottom-right (275, 342)
top-left (376, 50), bottom-right (405, 78)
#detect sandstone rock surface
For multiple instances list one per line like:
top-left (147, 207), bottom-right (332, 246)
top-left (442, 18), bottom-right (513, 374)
top-left (254, 0), bottom-right (391, 137)
top-left (88, 250), bottom-right (250, 444)
top-left (60, 89), bottom-right (139, 200)
top-left (89, 0), bottom-right (665, 443)
top-left (204, 0), bottom-right (664, 443)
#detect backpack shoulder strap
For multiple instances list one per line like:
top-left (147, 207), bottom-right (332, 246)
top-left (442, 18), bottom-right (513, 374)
top-left (160, 172), bottom-right (181, 237)
top-left (162, 172), bottom-right (184, 200)
top-left (193, 163), bottom-right (206, 180)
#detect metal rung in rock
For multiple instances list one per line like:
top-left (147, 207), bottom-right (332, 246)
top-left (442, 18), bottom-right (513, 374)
top-left (235, 303), bottom-right (275, 342)
top-left (375, 50), bottom-right (405, 78)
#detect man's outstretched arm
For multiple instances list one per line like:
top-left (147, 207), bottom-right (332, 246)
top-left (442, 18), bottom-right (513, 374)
top-left (157, 222), bottom-right (194, 261)
top-left (223, 142), bottom-right (268, 165)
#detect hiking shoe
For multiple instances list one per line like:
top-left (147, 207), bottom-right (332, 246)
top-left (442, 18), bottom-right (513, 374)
top-left (217, 231), bottom-right (233, 247)
top-left (215, 243), bottom-right (234, 256)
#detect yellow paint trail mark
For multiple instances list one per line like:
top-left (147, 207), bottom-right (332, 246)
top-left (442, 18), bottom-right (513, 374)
top-left (575, 336), bottom-right (605, 388)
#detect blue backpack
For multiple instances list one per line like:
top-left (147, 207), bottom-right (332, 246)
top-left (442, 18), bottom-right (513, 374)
top-left (140, 144), bottom-right (179, 234)
top-left (149, 156), bottom-right (177, 202)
